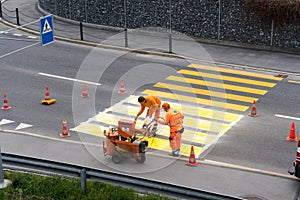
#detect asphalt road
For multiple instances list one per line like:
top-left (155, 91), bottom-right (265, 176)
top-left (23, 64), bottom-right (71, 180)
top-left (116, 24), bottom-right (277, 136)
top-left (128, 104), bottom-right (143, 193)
top-left (1, 0), bottom-right (300, 199)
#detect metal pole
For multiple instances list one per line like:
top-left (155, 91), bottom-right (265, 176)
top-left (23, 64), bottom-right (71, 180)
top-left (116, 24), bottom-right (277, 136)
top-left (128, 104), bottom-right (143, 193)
top-left (85, 0), bottom-right (88, 23)
top-left (16, 8), bottom-right (20, 26)
top-left (270, 20), bottom-right (274, 46)
top-left (80, 21), bottom-right (84, 41)
top-left (168, 0), bottom-right (172, 53)
top-left (0, 1), bottom-right (3, 18)
top-left (124, 0), bottom-right (128, 47)
top-left (69, 0), bottom-right (71, 19)
top-left (217, 0), bottom-right (221, 40)
top-left (80, 168), bottom-right (86, 192)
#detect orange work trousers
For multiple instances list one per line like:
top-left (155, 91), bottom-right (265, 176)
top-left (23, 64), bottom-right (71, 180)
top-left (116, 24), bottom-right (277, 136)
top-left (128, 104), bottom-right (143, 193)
top-left (169, 132), bottom-right (182, 151)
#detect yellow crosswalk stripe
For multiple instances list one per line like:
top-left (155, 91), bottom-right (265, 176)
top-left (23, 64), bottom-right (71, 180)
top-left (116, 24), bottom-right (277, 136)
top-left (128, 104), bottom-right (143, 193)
top-left (288, 80), bottom-right (300, 84)
top-left (188, 64), bottom-right (283, 81)
top-left (71, 123), bottom-right (202, 157)
top-left (167, 75), bottom-right (267, 95)
top-left (154, 82), bottom-right (258, 103)
top-left (94, 112), bottom-right (227, 135)
top-left (126, 95), bottom-right (242, 124)
top-left (111, 99), bottom-right (243, 124)
top-left (141, 89), bottom-right (249, 112)
top-left (179, 69), bottom-right (277, 87)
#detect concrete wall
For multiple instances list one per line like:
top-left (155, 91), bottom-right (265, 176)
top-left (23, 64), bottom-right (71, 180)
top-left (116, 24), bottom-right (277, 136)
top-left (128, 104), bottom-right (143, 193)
top-left (38, 0), bottom-right (300, 50)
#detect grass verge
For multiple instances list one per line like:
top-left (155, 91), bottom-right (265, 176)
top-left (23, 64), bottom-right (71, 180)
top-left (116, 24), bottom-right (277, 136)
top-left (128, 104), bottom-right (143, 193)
top-left (0, 171), bottom-right (175, 200)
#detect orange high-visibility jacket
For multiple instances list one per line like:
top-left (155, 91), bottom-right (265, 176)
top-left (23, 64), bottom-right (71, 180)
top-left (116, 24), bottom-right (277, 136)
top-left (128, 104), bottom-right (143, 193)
top-left (137, 95), bottom-right (161, 117)
top-left (165, 108), bottom-right (184, 136)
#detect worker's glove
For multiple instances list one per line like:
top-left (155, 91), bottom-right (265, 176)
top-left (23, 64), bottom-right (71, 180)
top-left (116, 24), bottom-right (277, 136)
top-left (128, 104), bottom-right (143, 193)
top-left (168, 137), bottom-right (173, 141)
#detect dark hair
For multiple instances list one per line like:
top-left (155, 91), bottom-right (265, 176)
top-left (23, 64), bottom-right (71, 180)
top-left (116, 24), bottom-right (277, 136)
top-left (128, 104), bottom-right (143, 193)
top-left (138, 96), bottom-right (145, 103)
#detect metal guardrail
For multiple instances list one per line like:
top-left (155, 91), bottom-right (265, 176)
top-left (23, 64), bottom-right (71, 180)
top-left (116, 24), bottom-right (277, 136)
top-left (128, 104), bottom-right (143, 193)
top-left (1, 153), bottom-right (245, 200)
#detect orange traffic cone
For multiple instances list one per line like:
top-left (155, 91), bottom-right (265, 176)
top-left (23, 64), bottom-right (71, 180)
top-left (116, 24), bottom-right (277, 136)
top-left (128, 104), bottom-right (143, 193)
top-left (81, 82), bottom-right (89, 97)
top-left (41, 86), bottom-right (56, 105)
top-left (118, 80), bottom-right (127, 94)
top-left (248, 100), bottom-right (259, 117)
top-left (287, 121), bottom-right (297, 141)
top-left (186, 146), bottom-right (198, 166)
top-left (2, 93), bottom-right (11, 110)
top-left (60, 119), bottom-right (70, 137)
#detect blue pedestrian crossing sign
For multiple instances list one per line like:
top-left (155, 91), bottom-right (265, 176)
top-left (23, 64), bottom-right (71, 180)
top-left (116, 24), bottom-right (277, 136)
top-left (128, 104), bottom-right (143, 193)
top-left (40, 15), bottom-right (54, 46)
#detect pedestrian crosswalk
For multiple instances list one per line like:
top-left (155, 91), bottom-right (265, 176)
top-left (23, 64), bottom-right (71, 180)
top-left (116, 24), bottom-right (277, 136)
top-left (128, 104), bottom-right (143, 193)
top-left (71, 63), bottom-right (283, 157)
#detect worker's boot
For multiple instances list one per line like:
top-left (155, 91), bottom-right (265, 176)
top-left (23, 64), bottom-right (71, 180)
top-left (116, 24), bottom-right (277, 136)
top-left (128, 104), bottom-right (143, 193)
top-left (151, 123), bottom-right (158, 133)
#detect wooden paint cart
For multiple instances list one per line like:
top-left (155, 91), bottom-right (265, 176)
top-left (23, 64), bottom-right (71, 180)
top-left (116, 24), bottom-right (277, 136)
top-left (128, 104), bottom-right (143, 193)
top-left (103, 119), bottom-right (149, 164)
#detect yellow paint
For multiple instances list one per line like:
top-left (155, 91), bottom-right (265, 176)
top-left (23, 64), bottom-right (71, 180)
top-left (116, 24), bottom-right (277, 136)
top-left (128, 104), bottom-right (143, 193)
top-left (288, 80), bottom-right (300, 84)
top-left (71, 123), bottom-right (103, 136)
top-left (167, 76), bottom-right (267, 95)
top-left (154, 82), bottom-right (258, 103)
top-left (188, 64), bottom-right (283, 81)
top-left (71, 123), bottom-right (203, 157)
top-left (120, 95), bottom-right (243, 124)
top-left (179, 69), bottom-right (277, 87)
top-left (142, 89), bottom-right (249, 112)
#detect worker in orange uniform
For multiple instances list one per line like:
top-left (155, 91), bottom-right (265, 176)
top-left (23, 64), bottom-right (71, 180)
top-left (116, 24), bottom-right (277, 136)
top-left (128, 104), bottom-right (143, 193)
top-left (134, 95), bottom-right (161, 133)
top-left (156, 103), bottom-right (184, 157)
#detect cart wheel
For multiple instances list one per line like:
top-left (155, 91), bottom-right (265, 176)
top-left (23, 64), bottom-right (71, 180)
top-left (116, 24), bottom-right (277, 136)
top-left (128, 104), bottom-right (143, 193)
top-left (136, 153), bottom-right (146, 164)
top-left (112, 153), bottom-right (121, 164)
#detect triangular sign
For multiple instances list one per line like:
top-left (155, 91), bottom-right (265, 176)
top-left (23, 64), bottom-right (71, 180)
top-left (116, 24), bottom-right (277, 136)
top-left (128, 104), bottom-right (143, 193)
top-left (42, 19), bottom-right (52, 34)
top-left (15, 123), bottom-right (33, 131)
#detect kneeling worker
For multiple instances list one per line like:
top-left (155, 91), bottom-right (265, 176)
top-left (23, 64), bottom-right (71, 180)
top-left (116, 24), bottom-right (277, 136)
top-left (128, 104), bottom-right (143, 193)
top-left (134, 95), bottom-right (161, 133)
top-left (157, 103), bottom-right (184, 157)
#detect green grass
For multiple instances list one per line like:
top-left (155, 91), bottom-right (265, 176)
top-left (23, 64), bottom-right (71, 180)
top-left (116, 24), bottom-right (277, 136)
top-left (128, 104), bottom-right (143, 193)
top-left (0, 171), bottom-right (175, 200)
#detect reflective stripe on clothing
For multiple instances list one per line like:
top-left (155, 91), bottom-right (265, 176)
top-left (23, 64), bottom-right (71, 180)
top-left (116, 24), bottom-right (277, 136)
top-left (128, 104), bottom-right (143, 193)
top-left (165, 108), bottom-right (184, 133)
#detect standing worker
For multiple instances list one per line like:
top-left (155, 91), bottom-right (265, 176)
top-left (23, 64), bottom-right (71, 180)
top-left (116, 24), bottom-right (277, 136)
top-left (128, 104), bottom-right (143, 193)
top-left (134, 95), bottom-right (161, 133)
top-left (157, 103), bottom-right (184, 157)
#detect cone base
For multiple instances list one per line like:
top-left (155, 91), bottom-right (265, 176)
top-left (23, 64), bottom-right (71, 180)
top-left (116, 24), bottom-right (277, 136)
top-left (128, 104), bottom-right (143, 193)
top-left (2, 106), bottom-right (11, 110)
top-left (60, 133), bottom-right (70, 138)
top-left (118, 90), bottom-right (127, 94)
top-left (186, 161), bottom-right (199, 166)
top-left (41, 99), bottom-right (56, 105)
top-left (287, 136), bottom-right (297, 142)
top-left (248, 113), bottom-right (259, 117)
top-left (81, 93), bottom-right (89, 97)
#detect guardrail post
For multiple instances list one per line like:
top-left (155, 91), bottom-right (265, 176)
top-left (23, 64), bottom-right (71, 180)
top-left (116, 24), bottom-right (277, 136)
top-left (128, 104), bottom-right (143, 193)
top-left (80, 168), bottom-right (86, 192)
top-left (0, 1), bottom-right (2, 18)
top-left (80, 21), bottom-right (83, 41)
top-left (0, 147), bottom-right (11, 189)
top-left (16, 8), bottom-right (20, 26)
top-left (124, 28), bottom-right (128, 47)
top-left (0, 147), bottom-right (4, 184)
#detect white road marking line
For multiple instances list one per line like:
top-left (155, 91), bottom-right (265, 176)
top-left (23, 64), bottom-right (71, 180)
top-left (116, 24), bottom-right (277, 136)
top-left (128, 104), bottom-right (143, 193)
top-left (13, 33), bottom-right (22, 37)
top-left (0, 42), bottom-right (40, 59)
top-left (275, 114), bottom-right (300, 121)
top-left (27, 36), bottom-right (37, 39)
top-left (15, 123), bottom-right (33, 131)
top-left (0, 119), bottom-right (15, 126)
top-left (38, 72), bottom-right (101, 86)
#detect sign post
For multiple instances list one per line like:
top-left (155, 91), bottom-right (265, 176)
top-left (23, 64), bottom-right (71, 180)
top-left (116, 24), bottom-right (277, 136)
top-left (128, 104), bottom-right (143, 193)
top-left (40, 15), bottom-right (54, 46)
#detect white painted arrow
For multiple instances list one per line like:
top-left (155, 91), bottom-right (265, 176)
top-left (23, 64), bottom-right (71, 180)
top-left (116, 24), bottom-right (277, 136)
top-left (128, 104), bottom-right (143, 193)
top-left (15, 123), bottom-right (33, 131)
top-left (0, 119), bottom-right (15, 126)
